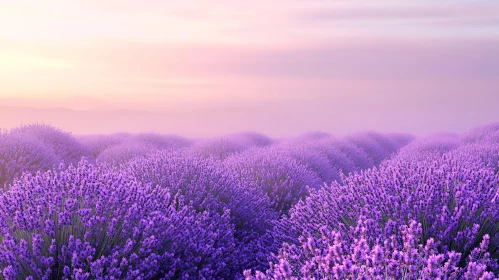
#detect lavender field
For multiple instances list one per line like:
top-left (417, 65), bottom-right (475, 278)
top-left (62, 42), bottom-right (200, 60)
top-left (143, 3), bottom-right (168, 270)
top-left (2, 0), bottom-right (498, 278)
top-left (0, 123), bottom-right (496, 279)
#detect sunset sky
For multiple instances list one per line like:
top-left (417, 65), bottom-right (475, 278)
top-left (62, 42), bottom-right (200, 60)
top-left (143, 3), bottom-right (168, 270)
top-left (0, 0), bottom-right (498, 136)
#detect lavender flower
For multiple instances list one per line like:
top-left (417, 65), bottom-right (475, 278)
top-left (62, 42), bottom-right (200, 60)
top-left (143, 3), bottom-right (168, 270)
top-left (248, 218), bottom-right (497, 279)
top-left (225, 147), bottom-right (322, 216)
top-left (0, 161), bottom-right (236, 279)
top-left (126, 150), bottom-right (277, 275)
top-left (11, 124), bottom-right (91, 165)
top-left (0, 131), bottom-right (59, 188)
top-left (273, 153), bottom-right (499, 278)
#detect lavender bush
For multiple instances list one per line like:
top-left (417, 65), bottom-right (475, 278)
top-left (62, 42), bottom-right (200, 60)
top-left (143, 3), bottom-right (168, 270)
top-left (96, 141), bottom-right (157, 166)
top-left (11, 124), bottom-right (91, 165)
top-left (125, 150), bottom-right (277, 275)
top-left (80, 133), bottom-right (191, 162)
top-left (77, 133), bottom-right (129, 158)
top-left (189, 137), bottom-right (251, 160)
top-left (270, 153), bottom-right (499, 278)
top-left (275, 143), bottom-right (341, 184)
top-left (395, 132), bottom-right (460, 161)
top-left (225, 147), bottom-right (322, 217)
top-left (346, 132), bottom-right (403, 165)
top-left (228, 132), bottom-right (273, 148)
top-left (247, 218), bottom-right (497, 279)
top-left (131, 133), bottom-right (192, 150)
top-left (461, 122), bottom-right (499, 145)
top-left (0, 161), bottom-right (236, 279)
top-left (0, 131), bottom-right (59, 188)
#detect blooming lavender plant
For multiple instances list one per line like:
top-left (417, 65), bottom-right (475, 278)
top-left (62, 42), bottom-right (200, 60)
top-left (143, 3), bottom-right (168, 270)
top-left (302, 138), bottom-right (359, 176)
top-left (274, 143), bottom-right (341, 184)
top-left (0, 161), bottom-right (236, 279)
top-left (225, 147), bottom-right (322, 217)
top-left (77, 133), bottom-right (129, 158)
top-left (0, 131), bottom-right (59, 188)
top-left (273, 154), bottom-right (499, 278)
top-left (346, 131), bottom-right (402, 165)
top-left (450, 144), bottom-right (499, 172)
top-left (247, 218), bottom-right (497, 279)
top-left (11, 124), bottom-right (91, 165)
top-left (395, 132), bottom-right (460, 161)
top-left (461, 122), bottom-right (499, 145)
top-left (189, 137), bottom-right (251, 160)
top-left (228, 132), bottom-right (273, 148)
top-left (132, 133), bottom-right (192, 150)
top-left (126, 150), bottom-right (277, 275)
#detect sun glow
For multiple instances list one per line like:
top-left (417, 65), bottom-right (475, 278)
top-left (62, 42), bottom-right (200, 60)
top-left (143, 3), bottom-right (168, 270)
top-left (0, 51), bottom-right (71, 70)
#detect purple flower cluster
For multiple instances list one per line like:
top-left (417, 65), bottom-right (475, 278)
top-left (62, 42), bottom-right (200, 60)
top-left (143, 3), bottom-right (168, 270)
top-left (0, 131), bottom-right (59, 188)
top-left (0, 161), bottom-right (235, 279)
top-left (125, 150), bottom-right (277, 274)
top-left (275, 132), bottom-right (410, 185)
top-left (461, 122), bottom-right (499, 145)
top-left (345, 131), bottom-right (407, 165)
top-left (396, 132), bottom-right (460, 161)
top-left (96, 141), bottom-right (156, 166)
top-left (225, 147), bottom-right (322, 217)
top-left (11, 124), bottom-right (91, 165)
top-left (189, 137), bottom-right (251, 160)
top-left (394, 124), bottom-right (499, 172)
top-left (79, 133), bottom-right (191, 165)
top-left (247, 218), bottom-right (497, 279)
top-left (77, 133), bottom-right (129, 158)
top-left (266, 150), bottom-right (499, 278)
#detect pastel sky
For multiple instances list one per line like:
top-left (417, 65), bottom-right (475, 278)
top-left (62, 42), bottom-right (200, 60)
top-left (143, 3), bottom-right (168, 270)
top-left (0, 0), bottom-right (498, 136)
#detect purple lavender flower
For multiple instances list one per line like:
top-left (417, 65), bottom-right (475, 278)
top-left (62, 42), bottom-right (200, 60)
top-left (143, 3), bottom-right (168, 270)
top-left (225, 147), bottom-right (322, 216)
top-left (96, 140), bottom-right (157, 166)
top-left (0, 131), bottom-right (59, 188)
top-left (273, 152), bottom-right (499, 278)
top-left (248, 218), bottom-right (497, 279)
top-left (77, 133), bottom-right (129, 158)
top-left (10, 124), bottom-right (91, 165)
top-left (189, 136), bottom-right (251, 160)
top-left (126, 150), bottom-right (277, 275)
top-left (0, 161), bottom-right (236, 279)
top-left (396, 132), bottom-right (460, 161)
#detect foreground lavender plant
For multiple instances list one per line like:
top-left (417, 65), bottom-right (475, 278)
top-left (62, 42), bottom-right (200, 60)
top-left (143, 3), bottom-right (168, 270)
top-left (0, 161), bottom-right (235, 279)
top-left (126, 150), bottom-right (277, 275)
top-left (271, 152), bottom-right (499, 278)
top-left (247, 218), bottom-right (497, 279)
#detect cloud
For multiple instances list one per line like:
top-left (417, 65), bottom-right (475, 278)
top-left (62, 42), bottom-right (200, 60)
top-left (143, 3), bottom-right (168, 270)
top-left (185, 39), bottom-right (499, 81)
top-left (296, 2), bottom-right (499, 38)
top-left (300, 5), bottom-right (499, 21)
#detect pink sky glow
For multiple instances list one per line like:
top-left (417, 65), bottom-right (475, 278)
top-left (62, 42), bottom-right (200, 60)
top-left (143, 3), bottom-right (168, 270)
top-left (0, 0), bottom-right (498, 136)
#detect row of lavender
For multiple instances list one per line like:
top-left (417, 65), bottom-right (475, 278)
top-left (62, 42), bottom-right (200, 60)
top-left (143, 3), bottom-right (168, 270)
top-left (0, 123), bottom-right (497, 278)
top-left (247, 123), bottom-right (499, 279)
